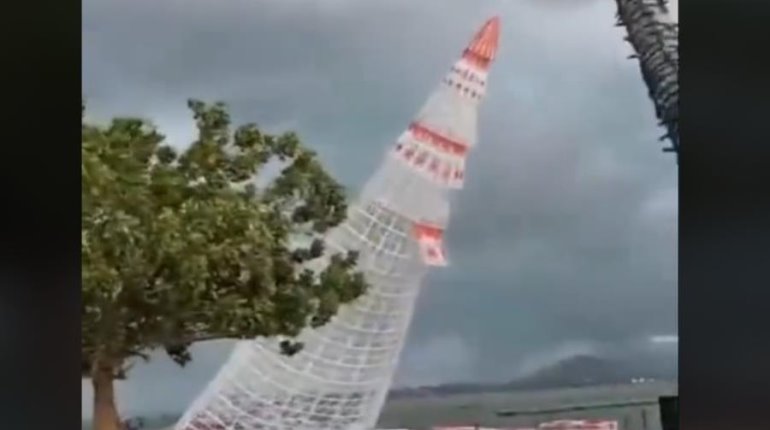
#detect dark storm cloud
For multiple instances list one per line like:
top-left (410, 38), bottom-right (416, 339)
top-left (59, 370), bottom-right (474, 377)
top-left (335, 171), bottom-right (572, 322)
top-left (83, 0), bottom-right (677, 415)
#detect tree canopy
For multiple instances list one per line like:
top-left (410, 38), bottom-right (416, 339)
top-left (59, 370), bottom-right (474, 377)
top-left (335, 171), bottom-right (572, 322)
top-left (82, 100), bottom-right (366, 429)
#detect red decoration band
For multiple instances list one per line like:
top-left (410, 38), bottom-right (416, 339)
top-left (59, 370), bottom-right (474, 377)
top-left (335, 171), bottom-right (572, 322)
top-left (408, 122), bottom-right (468, 156)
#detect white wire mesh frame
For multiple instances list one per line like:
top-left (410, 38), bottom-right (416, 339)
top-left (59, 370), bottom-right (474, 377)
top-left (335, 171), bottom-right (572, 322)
top-left (175, 31), bottom-right (487, 429)
top-left (175, 199), bottom-right (432, 430)
top-left (414, 81), bottom-right (479, 149)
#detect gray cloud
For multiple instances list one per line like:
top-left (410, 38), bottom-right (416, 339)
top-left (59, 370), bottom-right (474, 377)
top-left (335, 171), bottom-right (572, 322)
top-left (395, 334), bottom-right (477, 387)
top-left (83, 0), bottom-right (677, 417)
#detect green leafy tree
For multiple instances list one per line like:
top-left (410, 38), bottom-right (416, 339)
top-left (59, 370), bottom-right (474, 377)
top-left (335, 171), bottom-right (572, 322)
top-left (82, 100), bottom-right (367, 430)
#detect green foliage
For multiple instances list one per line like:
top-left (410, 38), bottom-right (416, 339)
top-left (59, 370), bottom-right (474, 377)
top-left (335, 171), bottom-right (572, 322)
top-left (82, 100), bottom-right (367, 377)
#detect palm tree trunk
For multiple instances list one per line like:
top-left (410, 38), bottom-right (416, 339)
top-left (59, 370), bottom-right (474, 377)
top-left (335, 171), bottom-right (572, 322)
top-left (615, 0), bottom-right (679, 159)
top-left (92, 359), bottom-right (123, 430)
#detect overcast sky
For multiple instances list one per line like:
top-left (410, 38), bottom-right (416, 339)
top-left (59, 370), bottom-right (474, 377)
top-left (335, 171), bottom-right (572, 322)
top-left (83, 0), bottom-right (678, 418)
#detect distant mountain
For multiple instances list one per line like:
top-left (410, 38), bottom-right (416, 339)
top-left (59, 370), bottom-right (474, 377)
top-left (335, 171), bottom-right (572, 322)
top-left (510, 354), bottom-right (630, 389)
top-left (388, 354), bottom-right (677, 399)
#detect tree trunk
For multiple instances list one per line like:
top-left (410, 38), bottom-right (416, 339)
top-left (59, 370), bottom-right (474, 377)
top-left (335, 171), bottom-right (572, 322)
top-left (92, 359), bottom-right (123, 430)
